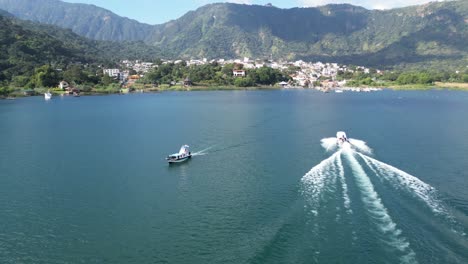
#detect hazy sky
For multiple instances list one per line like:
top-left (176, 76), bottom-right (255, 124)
top-left (63, 0), bottom-right (445, 24)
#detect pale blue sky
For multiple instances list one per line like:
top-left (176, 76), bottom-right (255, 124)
top-left (63, 0), bottom-right (443, 25)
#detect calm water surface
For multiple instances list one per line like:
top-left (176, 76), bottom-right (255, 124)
top-left (0, 90), bottom-right (467, 263)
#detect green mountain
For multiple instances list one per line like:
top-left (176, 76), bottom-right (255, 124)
top-left (0, 10), bottom-right (162, 84)
top-left (0, 0), bottom-right (466, 69)
top-left (0, 11), bottom-right (85, 81)
top-left (147, 1), bottom-right (467, 69)
top-left (0, 0), bottom-right (153, 41)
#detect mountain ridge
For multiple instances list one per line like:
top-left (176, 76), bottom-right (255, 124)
top-left (0, 0), bottom-right (154, 41)
top-left (0, 0), bottom-right (466, 69)
top-left (0, 10), bottom-right (164, 85)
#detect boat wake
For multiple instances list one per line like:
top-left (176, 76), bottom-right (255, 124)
top-left (321, 137), bottom-right (372, 155)
top-left (343, 148), bottom-right (417, 262)
top-left (301, 134), bottom-right (464, 263)
top-left (191, 141), bottom-right (254, 157)
top-left (301, 151), bottom-right (341, 216)
top-left (358, 153), bottom-right (447, 216)
top-left (191, 146), bottom-right (214, 156)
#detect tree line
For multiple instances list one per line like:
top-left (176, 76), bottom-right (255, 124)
top-left (338, 68), bottom-right (468, 87)
top-left (142, 62), bottom-right (289, 87)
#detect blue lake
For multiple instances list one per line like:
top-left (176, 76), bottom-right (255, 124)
top-left (1, 90), bottom-right (467, 263)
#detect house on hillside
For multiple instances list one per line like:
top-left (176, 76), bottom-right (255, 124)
top-left (233, 70), bottom-right (246, 77)
top-left (104, 69), bottom-right (120, 78)
top-left (127, 75), bottom-right (140, 86)
top-left (322, 80), bottom-right (338, 89)
top-left (278, 81), bottom-right (289, 88)
top-left (59, 81), bottom-right (70, 90)
top-left (183, 77), bottom-right (192, 86)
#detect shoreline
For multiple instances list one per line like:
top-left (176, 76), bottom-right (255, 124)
top-left (2, 83), bottom-right (468, 100)
top-left (0, 85), bottom-right (282, 99)
top-left (383, 82), bottom-right (468, 90)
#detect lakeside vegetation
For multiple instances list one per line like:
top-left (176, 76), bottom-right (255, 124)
top-left (1, 2), bottom-right (467, 98)
top-left (337, 68), bottom-right (468, 90)
top-left (0, 13), bottom-right (466, 97)
top-left (141, 61), bottom-right (288, 88)
top-left (1, 61), bottom-right (468, 98)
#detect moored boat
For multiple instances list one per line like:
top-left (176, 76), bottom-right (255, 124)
top-left (166, 145), bottom-right (191, 163)
top-left (44, 91), bottom-right (52, 100)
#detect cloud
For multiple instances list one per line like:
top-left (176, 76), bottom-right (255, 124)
top-left (297, 0), bottom-right (445, 10)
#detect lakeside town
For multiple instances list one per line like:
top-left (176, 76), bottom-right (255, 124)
top-left (3, 57), bottom-right (466, 99)
top-left (103, 57), bottom-right (383, 92)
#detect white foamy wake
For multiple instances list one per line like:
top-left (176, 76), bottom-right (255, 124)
top-left (348, 138), bottom-right (373, 155)
top-left (301, 152), bottom-right (340, 216)
top-left (358, 153), bottom-right (447, 216)
top-left (321, 137), bottom-right (338, 152)
top-left (336, 152), bottom-right (352, 214)
top-left (343, 149), bottom-right (417, 263)
top-left (191, 146), bottom-right (213, 156)
top-left (321, 137), bottom-right (372, 156)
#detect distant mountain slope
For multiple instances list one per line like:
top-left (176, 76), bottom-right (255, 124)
top-left (0, 0), bottom-right (466, 69)
top-left (0, 11), bottom-right (162, 83)
top-left (0, 0), bottom-right (153, 41)
top-left (0, 8), bottom-right (13, 17)
top-left (0, 12), bottom-right (85, 80)
top-left (148, 1), bottom-right (467, 68)
top-left (147, 3), bottom-right (371, 58)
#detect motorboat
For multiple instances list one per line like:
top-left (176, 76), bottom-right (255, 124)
top-left (166, 145), bottom-right (191, 163)
top-left (336, 131), bottom-right (349, 147)
top-left (44, 91), bottom-right (52, 100)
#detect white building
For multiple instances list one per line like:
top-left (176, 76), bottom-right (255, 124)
top-left (104, 69), bottom-right (120, 77)
top-left (133, 62), bottom-right (155, 73)
top-left (233, 70), bottom-right (246, 77)
top-left (59, 81), bottom-right (69, 90)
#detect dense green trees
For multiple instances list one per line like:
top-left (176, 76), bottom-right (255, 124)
top-left (339, 69), bottom-right (468, 86)
top-left (1, 2), bottom-right (467, 97)
top-left (142, 62), bottom-right (288, 87)
top-left (234, 77), bottom-right (255, 87)
top-left (0, 12), bottom-right (163, 93)
top-left (0, 87), bottom-right (13, 96)
top-left (29, 65), bottom-right (60, 88)
top-left (250, 67), bottom-right (287, 85)
top-left (396, 73), bottom-right (428, 85)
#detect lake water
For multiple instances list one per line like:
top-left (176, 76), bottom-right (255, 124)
top-left (1, 90), bottom-right (467, 263)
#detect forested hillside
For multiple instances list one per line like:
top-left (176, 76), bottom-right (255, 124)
top-left (0, 0), bottom-right (466, 69)
top-left (0, 11), bottom-right (162, 89)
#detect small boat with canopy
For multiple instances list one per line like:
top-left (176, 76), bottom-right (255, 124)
top-left (44, 91), bottom-right (52, 100)
top-left (166, 145), bottom-right (191, 163)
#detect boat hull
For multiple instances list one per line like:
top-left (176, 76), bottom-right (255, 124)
top-left (167, 155), bottom-right (191, 164)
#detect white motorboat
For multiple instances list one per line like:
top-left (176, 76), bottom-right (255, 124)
top-left (44, 91), bottom-right (52, 100)
top-left (166, 145), bottom-right (191, 163)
